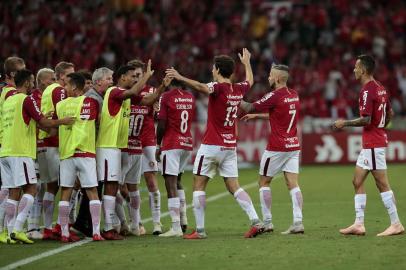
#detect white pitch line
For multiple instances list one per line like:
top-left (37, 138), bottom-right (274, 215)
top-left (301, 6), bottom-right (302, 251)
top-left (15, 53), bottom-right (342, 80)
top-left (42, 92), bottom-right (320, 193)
top-left (1, 178), bottom-right (270, 270)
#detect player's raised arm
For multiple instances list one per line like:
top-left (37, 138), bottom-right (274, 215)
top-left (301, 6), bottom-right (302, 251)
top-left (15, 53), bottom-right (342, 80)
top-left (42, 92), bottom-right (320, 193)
top-left (121, 59), bottom-right (154, 99)
top-left (238, 48), bottom-right (253, 87)
top-left (165, 68), bottom-right (210, 95)
top-left (140, 75), bottom-right (172, 106)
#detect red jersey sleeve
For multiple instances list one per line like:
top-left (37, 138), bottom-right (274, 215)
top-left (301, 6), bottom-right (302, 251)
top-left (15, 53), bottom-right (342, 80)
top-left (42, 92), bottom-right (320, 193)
top-left (359, 88), bottom-right (374, 117)
top-left (157, 94), bottom-right (168, 120)
top-left (131, 95), bottom-right (143, 105)
top-left (253, 92), bottom-right (277, 112)
top-left (52, 87), bottom-right (67, 107)
top-left (110, 88), bottom-right (125, 100)
top-left (23, 95), bottom-right (44, 122)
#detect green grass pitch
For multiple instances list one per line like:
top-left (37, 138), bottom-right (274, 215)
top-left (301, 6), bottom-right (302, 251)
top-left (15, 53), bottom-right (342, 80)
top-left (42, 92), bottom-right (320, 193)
top-left (1, 164), bottom-right (405, 270)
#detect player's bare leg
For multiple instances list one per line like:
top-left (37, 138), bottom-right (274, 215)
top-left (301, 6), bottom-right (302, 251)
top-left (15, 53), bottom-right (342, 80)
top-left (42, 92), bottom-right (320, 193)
top-left (281, 172), bottom-right (304, 235)
top-left (101, 181), bottom-right (123, 240)
top-left (126, 183), bottom-right (141, 236)
top-left (184, 175), bottom-right (208, 239)
top-left (372, 170), bottom-right (404, 236)
top-left (259, 176), bottom-right (273, 232)
top-left (340, 166), bottom-right (368, 236)
top-left (177, 174), bottom-right (187, 232)
top-left (144, 171), bottom-right (162, 235)
top-left (159, 174), bottom-right (183, 237)
top-left (224, 177), bottom-right (263, 238)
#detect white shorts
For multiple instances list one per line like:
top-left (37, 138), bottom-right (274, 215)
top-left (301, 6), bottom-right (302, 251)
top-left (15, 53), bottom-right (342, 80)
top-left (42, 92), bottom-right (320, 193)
top-left (356, 147), bottom-right (387, 170)
top-left (37, 147), bottom-right (60, 183)
top-left (161, 149), bottom-right (191, 176)
top-left (60, 157), bottom-right (98, 188)
top-left (141, 146), bottom-right (158, 173)
top-left (96, 148), bottom-right (121, 182)
top-left (0, 157), bottom-right (37, 188)
top-left (121, 152), bottom-right (142, 185)
top-left (260, 150), bottom-right (300, 177)
top-left (193, 144), bottom-right (238, 179)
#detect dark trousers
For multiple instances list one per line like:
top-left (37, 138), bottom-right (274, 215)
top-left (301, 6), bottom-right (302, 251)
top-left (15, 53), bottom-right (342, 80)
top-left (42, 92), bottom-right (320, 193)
top-left (74, 181), bottom-right (104, 234)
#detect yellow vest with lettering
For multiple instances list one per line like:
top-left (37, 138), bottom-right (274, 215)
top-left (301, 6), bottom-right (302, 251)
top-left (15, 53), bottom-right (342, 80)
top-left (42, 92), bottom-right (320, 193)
top-left (0, 93), bottom-right (36, 158)
top-left (0, 85), bottom-right (16, 145)
top-left (97, 87), bottom-right (130, 148)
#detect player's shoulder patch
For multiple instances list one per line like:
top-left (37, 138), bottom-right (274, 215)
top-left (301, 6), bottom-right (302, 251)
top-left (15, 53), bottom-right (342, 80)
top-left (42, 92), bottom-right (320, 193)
top-left (206, 82), bottom-right (218, 94)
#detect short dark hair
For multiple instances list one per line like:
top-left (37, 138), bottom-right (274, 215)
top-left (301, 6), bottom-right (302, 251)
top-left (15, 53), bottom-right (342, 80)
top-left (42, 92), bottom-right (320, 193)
top-left (14, 69), bottom-right (33, 87)
top-left (77, 70), bottom-right (92, 81)
top-left (214, 55), bottom-right (235, 78)
top-left (170, 79), bottom-right (186, 89)
top-left (357, 54), bottom-right (375, 75)
top-left (4, 56), bottom-right (25, 77)
top-left (67, 72), bottom-right (85, 91)
top-left (127, 59), bottom-right (145, 70)
top-left (113, 65), bottom-right (136, 84)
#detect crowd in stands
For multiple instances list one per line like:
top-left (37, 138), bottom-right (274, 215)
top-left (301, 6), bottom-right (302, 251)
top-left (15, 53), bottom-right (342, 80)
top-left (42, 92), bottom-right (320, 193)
top-left (1, 0), bottom-right (406, 120)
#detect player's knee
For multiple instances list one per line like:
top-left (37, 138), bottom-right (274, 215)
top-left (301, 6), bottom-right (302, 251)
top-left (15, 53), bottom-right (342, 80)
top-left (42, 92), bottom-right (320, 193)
top-left (24, 184), bottom-right (38, 196)
top-left (352, 177), bottom-right (363, 189)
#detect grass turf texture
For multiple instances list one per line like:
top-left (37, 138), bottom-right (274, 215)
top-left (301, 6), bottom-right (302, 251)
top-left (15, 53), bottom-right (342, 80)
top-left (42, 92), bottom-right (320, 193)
top-left (1, 164), bottom-right (405, 270)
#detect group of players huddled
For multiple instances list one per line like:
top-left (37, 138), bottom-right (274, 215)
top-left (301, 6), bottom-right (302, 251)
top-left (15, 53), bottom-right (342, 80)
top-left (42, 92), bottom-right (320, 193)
top-left (0, 49), bottom-right (403, 244)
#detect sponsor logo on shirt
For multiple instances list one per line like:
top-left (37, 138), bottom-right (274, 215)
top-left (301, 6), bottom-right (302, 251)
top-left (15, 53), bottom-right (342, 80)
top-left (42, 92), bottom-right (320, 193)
top-left (175, 97), bottom-right (193, 103)
top-left (284, 97), bottom-right (299, 103)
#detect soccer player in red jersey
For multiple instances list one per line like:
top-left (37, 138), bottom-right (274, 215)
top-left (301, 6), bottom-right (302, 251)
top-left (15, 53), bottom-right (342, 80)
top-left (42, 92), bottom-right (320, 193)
top-left (155, 79), bottom-right (195, 237)
top-left (166, 48), bottom-right (263, 239)
top-left (97, 63), bottom-right (153, 240)
top-left (333, 55), bottom-right (404, 236)
top-left (26, 68), bottom-right (56, 240)
top-left (240, 64), bottom-right (304, 234)
top-left (119, 73), bottom-right (170, 237)
top-left (127, 59), bottom-right (162, 235)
